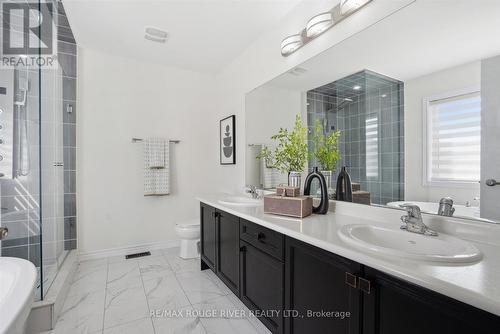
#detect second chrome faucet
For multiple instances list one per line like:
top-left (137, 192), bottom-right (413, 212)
top-left (400, 204), bottom-right (438, 236)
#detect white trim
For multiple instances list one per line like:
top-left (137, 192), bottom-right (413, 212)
top-left (422, 86), bottom-right (481, 188)
top-left (77, 239), bottom-right (180, 262)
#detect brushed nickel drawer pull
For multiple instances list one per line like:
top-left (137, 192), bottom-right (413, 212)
top-left (358, 277), bottom-right (371, 294)
top-left (345, 272), bottom-right (357, 288)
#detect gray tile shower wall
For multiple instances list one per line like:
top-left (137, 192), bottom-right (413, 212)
top-left (307, 70), bottom-right (404, 205)
top-left (57, 0), bottom-right (78, 252)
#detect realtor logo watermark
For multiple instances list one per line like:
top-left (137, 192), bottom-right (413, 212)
top-left (1, 2), bottom-right (57, 68)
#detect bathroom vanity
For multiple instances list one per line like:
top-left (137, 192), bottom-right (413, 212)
top-left (199, 196), bottom-right (500, 334)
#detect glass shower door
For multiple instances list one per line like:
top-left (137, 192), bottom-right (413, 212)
top-left (40, 64), bottom-right (66, 297)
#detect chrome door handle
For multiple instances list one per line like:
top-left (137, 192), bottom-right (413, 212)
top-left (486, 179), bottom-right (500, 186)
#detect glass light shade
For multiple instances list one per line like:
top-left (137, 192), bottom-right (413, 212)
top-left (306, 12), bottom-right (333, 38)
top-left (340, 0), bottom-right (371, 15)
top-left (280, 34), bottom-right (303, 56)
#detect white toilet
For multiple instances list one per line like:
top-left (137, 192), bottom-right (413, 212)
top-left (175, 220), bottom-right (200, 259)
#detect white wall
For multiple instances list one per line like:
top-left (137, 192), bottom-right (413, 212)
top-left (77, 48), bottom-right (217, 255)
top-left (245, 85), bottom-right (303, 145)
top-left (245, 85), bottom-right (304, 187)
top-left (404, 61), bottom-right (481, 205)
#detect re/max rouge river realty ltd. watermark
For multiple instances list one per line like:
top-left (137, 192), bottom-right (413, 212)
top-left (1, 1), bottom-right (57, 68)
top-left (151, 308), bottom-right (352, 320)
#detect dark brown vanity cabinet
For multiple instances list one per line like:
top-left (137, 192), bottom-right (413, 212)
top-left (240, 220), bottom-right (285, 334)
top-left (200, 203), bottom-right (500, 334)
top-left (200, 203), bottom-right (240, 295)
top-left (362, 267), bottom-right (500, 334)
top-left (284, 237), bottom-right (362, 334)
top-left (216, 210), bottom-right (240, 295)
top-left (200, 203), bottom-right (216, 270)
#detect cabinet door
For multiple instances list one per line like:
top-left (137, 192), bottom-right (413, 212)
top-left (216, 210), bottom-right (240, 295)
top-left (240, 241), bottom-right (284, 334)
top-left (200, 203), bottom-right (216, 270)
top-left (363, 267), bottom-right (500, 334)
top-left (285, 237), bottom-right (362, 334)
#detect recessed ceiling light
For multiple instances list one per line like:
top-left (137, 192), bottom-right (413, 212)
top-left (340, 0), bottom-right (372, 15)
top-left (306, 12), bottom-right (333, 38)
top-left (353, 85), bottom-right (362, 90)
top-left (281, 34), bottom-right (303, 56)
top-left (144, 26), bottom-right (168, 43)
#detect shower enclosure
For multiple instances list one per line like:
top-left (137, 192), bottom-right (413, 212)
top-left (307, 70), bottom-right (404, 205)
top-left (0, 0), bottom-right (77, 300)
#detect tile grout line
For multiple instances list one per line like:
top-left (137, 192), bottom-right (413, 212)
top-left (102, 257), bottom-right (110, 333)
top-left (138, 257), bottom-right (157, 334)
top-left (169, 255), bottom-right (209, 334)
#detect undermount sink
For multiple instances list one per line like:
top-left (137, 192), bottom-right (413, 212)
top-left (218, 196), bottom-right (262, 207)
top-left (338, 224), bottom-right (482, 264)
top-left (0, 257), bottom-right (37, 334)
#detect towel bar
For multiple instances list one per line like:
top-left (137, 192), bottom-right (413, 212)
top-left (131, 138), bottom-right (180, 144)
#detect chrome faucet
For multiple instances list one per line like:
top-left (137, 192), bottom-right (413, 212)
top-left (245, 185), bottom-right (260, 199)
top-left (437, 197), bottom-right (455, 217)
top-left (399, 204), bottom-right (438, 236)
top-left (0, 227), bottom-right (8, 240)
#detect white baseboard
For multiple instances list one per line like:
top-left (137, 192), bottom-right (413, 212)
top-left (77, 239), bottom-right (180, 262)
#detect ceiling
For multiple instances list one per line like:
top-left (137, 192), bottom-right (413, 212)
top-left (62, 0), bottom-right (303, 73)
top-left (265, 0), bottom-right (500, 91)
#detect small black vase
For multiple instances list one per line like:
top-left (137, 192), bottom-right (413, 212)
top-left (335, 166), bottom-right (353, 202)
top-left (303, 167), bottom-right (329, 214)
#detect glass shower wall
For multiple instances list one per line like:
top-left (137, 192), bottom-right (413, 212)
top-left (39, 0), bottom-right (78, 298)
top-left (0, 0), bottom-right (77, 300)
top-left (307, 70), bottom-right (404, 205)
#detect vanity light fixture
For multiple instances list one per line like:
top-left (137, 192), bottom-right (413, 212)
top-left (306, 12), bottom-right (334, 38)
top-left (280, 0), bottom-right (373, 57)
top-left (281, 34), bottom-right (304, 56)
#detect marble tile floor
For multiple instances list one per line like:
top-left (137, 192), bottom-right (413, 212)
top-left (45, 247), bottom-right (271, 334)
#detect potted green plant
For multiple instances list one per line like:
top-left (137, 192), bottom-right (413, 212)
top-left (311, 119), bottom-right (342, 196)
top-left (256, 114), bottom-right (308, 188)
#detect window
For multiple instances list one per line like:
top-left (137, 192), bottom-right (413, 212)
top-left (365, 116), bottom-right (379, 178)
top-left (424, 89), bottom-right (481, 185)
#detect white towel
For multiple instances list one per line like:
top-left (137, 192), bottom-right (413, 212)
top-left (144, 138), bottom-right (170, 196)
top-left (144, 137), bottom-right (166, 168)
top-left (261, 159), bottom-right (287, 189)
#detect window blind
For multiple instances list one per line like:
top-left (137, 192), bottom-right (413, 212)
top-left (427, 91), bottom-right (481, 183)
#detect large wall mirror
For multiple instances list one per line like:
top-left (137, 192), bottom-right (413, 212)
top-left (245, 1), bottom-right (500, 224)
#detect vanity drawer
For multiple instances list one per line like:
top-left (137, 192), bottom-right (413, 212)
top-left (240, 219), bottom-right (284, 261)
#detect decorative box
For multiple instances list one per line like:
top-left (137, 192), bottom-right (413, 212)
top-left (276, 185), bottom-right (300, 197)
top-left (264, 194), bottom-right (313, 218)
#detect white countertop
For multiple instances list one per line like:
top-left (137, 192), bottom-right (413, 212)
top-left (197, 193), bottom-right (500, 317)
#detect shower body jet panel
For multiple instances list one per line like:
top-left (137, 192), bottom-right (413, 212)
top-left (14, 71), bottom-right (30, 177)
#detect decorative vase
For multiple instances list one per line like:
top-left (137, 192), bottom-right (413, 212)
top-left (288, 171), bottom-right (301, 189)
top-left (320, 170), bottom-right (336, 200)
top-left (304, 167), bottom-right (329, 214)
top-left (335, 166), bottom-right (353, 202)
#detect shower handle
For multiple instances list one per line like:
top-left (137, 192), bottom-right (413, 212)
top-left (485, 179), bottom-right (500, 186)
top-left (0, 227), bottom-right (8, 240)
